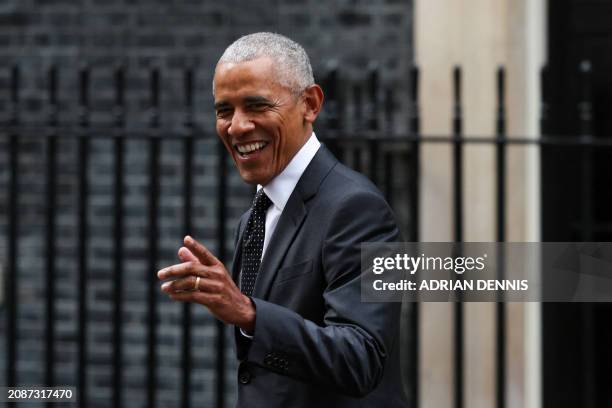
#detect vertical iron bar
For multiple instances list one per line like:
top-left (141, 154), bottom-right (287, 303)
top-left (495, 67), bottom-right (507, 408)
top-left (181, 66), bottom-right (195, 408)
top-left (578, 60), bottom-right (594, 408)
top-left (578, 61), bottom-right (593, 240)
top-left (383, 151), bottom-right (393, 204)
top-left (216, 140), bottom-right (228, 408)
top-left (452, 66), bottom-right (464, 408)
top-left (112, 65), bottom-right (126, 408)
top-left (352, 83), bottom-right (363, 170)
top-left (45, 65), bottom-right (58, 388)
top-left (353, 83), bottom-right (363, 133)
top-left (324, 66), bottom-right (342, 158)
top-left (147, 67), bottom-right (161, 408)
top-left (495, 70), bottom-right (507, 243)
top-left (326, 65), bottom-right (340, 132)
top-left (578, 61), bottom-right (594, 141)
top-left (384, 87), bottom-right (394, 135)
top-left (409, 65), bottom-right (421, 243)
top-left (6, 64), bottom-right (20, 388)
top-left (77, 64), bottom-right (90, 406)
top-left (367, 65), bottom-right (379, 183)
top-left (382, 88), bottom-right (394, 204)
top-left (367, 63), bottom-right (379, 131)
top-left (539, 66), bottom-right (549, 137)
top-left (453, 67), bottom-right (463, 240)
top-left (352, 148), bottom-right (363, 173)
top-left (408, 64), bottom-right (420, 408)
top-left (368, 140), bottom-right (379, 185)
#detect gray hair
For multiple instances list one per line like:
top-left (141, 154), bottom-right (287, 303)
top-left (214, 32), bottom-right (314, 95)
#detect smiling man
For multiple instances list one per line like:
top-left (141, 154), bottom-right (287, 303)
top-left (158, 32), bottom-right (408, 407)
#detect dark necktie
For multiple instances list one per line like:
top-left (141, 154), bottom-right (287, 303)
top-left (240, 189), bottom-right (272, 296)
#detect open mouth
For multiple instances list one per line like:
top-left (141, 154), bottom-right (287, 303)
top-left (234, 141), bottom-right (269, 157)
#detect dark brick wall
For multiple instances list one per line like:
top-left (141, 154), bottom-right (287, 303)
top-left (0, 1), bottom-right (413, 406)
top-left (0, 0), bottom-right (413, 129)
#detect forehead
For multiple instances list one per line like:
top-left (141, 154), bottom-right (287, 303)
top-left (214, 57), bottom-right (283, 99)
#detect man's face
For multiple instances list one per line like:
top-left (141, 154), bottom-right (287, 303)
top-left (213, 57), bottom-right (309, 186)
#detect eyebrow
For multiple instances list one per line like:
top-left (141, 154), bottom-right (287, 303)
top-left (214, 95), bottom-right (272, 110)
top-left (214, 101), bottom-right (231, 111)
top-left (244, 96), bottom-right (271, 104)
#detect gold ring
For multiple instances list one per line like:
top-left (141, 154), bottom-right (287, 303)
top-left (194, 276), bottom-right (201, 291)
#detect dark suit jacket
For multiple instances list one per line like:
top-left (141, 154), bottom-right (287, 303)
top-left (231, 145), bottom-right (408, 407)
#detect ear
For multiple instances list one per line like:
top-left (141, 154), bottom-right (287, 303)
top-left (301, 84), bottom-right (324, 124)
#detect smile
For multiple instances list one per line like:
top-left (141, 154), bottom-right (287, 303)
top-left (234, 141), bottom-right (269, 156)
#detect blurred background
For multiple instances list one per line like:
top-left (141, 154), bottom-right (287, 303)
top-left (0, 0), bottom-right (610, 407)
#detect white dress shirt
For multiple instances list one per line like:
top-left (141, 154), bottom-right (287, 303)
top-left (240, 132), bottom-right (321, 338)
top-left (259, 132), bottom-right (321, 258)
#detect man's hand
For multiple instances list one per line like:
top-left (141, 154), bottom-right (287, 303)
top-left (157, 235), bottom-right (255, 333)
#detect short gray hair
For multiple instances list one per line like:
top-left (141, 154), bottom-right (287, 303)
top-left (214, 32), bottom-right (314, 95)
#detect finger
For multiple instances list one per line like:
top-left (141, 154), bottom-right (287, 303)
top-left (157, 261), bottom-right (193, 280)
top-left (161, 275), bottom-right (198, 293)
top-left (167, 290), bottom-right (210, 303)
top-left (161, 275), bottom-right (223, 294)
top-left (158, 261), bottom-right (213, 280)
top-left (184, 235), bottom-right (220, 266)
top-left (178, 246), bottom-right (198, 263)
top-left (167, 290), bottom-right (222, 306)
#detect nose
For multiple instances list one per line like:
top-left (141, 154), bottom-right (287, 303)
top-left (228, 110), bottom-right (255, 137)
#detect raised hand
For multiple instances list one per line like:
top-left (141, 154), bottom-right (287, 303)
top-left (157, 235), bottom-right (255, 333)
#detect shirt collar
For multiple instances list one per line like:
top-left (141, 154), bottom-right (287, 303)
top-left (258, 132), bottom-right (321, 211)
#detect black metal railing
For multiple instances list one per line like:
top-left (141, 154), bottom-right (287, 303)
top-left (1, 59), bottom-right (610, 408)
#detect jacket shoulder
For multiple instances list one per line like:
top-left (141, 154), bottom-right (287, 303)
top-left (318, 161), bottom-right (387, 204)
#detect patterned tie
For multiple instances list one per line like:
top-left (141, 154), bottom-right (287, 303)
top-left (240, 189), bottom-right (272, 296)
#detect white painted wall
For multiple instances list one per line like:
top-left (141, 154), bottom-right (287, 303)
top-left (414, 0), bottom-right (545, 407)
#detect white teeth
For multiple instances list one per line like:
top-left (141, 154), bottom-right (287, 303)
top-left (237, 142), bottom-right (267, 154)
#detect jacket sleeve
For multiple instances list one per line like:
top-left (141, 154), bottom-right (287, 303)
top-left (244, 190), bottom-right (401, 398)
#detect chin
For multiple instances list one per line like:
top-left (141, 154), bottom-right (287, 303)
top-left (239, 172), bottom-right (264, 186)
top-left (237, 165), bottom-right (275, 185)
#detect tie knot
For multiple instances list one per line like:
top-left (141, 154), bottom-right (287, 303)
top-left (252, 189), bottom-right (272, 213)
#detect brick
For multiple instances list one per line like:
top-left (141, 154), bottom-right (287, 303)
top-left (283, 12), bottom-right (312, 28)
top-left (337, 9), bottom-right (372, 26)
top-left (0, 11), bottom-right (29, 27)
top-left (45, 12), bottom-right (81, 26)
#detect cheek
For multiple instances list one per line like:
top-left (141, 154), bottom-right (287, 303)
top-left (216, 124), bottom-right (231, 147)
top-left (215, 122), bottom-right (223, 138)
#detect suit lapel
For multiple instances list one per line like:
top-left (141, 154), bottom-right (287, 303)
top-left (252, 192), bottom-right (307, 299)
top-left (251, 145), bottom-right (337, 299)
top-left (231, 210), bottom-right (251, 283)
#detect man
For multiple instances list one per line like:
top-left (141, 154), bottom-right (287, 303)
top-left (158, 32), bottom-right (408, 407)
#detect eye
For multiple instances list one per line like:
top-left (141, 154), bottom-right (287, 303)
top-left (216, 108), bottom-right (233, 119)
top-left (248, 102), bottom-right (269, 111)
